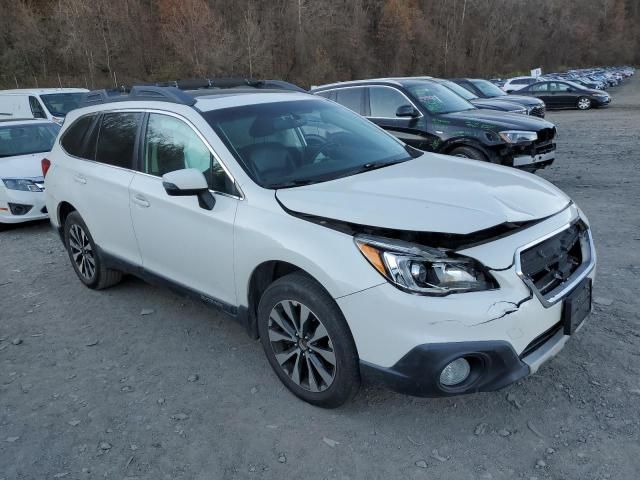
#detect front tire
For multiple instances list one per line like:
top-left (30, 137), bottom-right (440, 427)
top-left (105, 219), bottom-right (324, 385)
top-left (257, 272), bottom-right (360, 408)
top-left (577, 97), bottom-right (592, 110)
top-left (63, 211), bottom-right (122, 290)
top-left (449, 145), bottom-right (488, 162)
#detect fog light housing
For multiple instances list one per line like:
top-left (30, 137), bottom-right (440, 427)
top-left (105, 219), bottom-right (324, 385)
top-left (8, 203), bottom-right (33, 216)
top-left (440, 358), bottom-right (471, 386)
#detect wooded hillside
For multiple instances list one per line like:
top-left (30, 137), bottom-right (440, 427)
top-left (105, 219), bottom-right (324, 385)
top-left (1, 0), bottom-right (638, 89)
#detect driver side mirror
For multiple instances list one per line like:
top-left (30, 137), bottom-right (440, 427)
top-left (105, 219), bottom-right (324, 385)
top-left (396, 105), bottom-right (420, 118)
top-left (162, 168), bottom-right (215, 211)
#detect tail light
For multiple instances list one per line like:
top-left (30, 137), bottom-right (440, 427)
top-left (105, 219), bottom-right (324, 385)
top-left (42, 158), bottom-right (51, 178)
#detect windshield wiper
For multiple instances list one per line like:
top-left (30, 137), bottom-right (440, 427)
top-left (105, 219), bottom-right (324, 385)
top-left (270, 179), bottom-right (318, 189)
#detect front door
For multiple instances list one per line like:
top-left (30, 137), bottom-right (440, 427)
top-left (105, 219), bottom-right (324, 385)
top-left (129, 112), bottom-right (240, 307)
top-left (366, 86), bottom-right (432, 150)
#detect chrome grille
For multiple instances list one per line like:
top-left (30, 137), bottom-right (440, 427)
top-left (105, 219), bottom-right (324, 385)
top-left (517, 221), bottom-right (594, 305)
top-left (529, 105), bottom-right (546, 117)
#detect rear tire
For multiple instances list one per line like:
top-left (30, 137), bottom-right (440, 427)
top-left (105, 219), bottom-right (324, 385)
top-left (63, 211), bottom-right (122, 290)
top-left (577, 97), bottom-right (592, 110)
top-left (257, 272), bottom-right (360, 408)
top-left (449, 146), bottom-right (489, 162)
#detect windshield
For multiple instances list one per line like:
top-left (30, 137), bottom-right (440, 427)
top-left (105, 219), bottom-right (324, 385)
top-left (406, 82), bottom-right (475, 114)
top-left (40, 93), bottom-right (85, 117)
top-left (0, 123), bottom-right (60, 158)
top-left (438, 80), bottom-right (478, 100)
top-left (202, 98), bottom-right (418, 189)
top-left (470, 79), bottom-right (507, 97)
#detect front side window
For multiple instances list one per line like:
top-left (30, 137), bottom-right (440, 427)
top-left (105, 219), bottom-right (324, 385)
top-left (334, 88), bottom-right (364, 114)
top-left (202, 98), bottom-right (418, 189)
top-left (143, 113), bottom-right (235, 195)
top-left (60, 114), bottom-right (96, 158)
top-left (531, 83), bottom-right (548, 92)
top-left (406, 82), bottom-right (475, 114)
top-left (0, 123), bottom-right (60, 158)
top-left (95, 112), bottom-right (142, 169)
top-left (29, 96), bottom-right (46, 119)
top-left (40, 93), bottom-right (86, 117)
top-left (368, 87), bottom-right (414, 117)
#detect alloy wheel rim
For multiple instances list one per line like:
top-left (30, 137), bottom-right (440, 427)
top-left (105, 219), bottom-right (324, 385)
top-left (69, 224), bottom-right (96, 281)
top-left (267, 300), bottom-right (337, 392)
top-left (578, 98), bottom-right (590, 109)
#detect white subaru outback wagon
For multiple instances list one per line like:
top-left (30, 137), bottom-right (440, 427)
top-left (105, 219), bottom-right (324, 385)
top-left (44, 86), bottom-right (596, 407)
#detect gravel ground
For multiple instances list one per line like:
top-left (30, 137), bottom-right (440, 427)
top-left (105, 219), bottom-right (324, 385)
top-left (1, 77), bottom-right (639, 480)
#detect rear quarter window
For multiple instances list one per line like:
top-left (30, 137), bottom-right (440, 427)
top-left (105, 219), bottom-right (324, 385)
top-left (60, 115), bottom-right (96, 158)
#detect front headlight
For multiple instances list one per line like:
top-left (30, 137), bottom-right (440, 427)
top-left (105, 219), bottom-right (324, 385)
top-left (2, 179), bottom-right (43, 192)
top-left (355, 235), bottom-right (497, 296)
top-left (510, 108), bottom-right (527, 115)
top-left (498, 130), bottom-right (538, 143)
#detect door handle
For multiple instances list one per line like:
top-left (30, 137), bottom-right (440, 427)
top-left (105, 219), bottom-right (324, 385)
top-left (132, 194), bottom-right (150, 208)
top-left (73, 174), bottom-right (87, 184)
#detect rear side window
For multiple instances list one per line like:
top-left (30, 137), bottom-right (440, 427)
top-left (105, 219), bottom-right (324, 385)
top-left (29, 96), bottom-right (46, 118)
top-left (368, 87), bottom-right (411, 117)
top-left (95, 112), bottom-right (142, 169)
top-left (335, 88), bottom-right (365, 114)
top-left (60, 115), bottom-right (96, 157)
top-left (531, 83), bottom-right (548, 92)
top-left (513, 79), bottom-right (530, 85)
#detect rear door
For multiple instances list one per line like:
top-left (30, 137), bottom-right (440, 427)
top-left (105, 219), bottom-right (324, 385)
top-left (529, 82), bottom-right (551, 105)
top-left (129, 112), bottom-right (239, 306)
top-left (548, 82), bottom-right (574, 107)
top-left (61, 111), bottom-right (143, 265)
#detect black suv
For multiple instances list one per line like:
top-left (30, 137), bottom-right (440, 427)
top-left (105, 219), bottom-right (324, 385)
top-left (450, 78), bottom-right (546, 118)
top-left (311, 78), bottom-right (557, 171)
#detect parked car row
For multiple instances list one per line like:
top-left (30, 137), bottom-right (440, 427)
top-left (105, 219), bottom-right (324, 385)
top-left (491, 66), bottom-right (633, 110)
top-left (36, 84), bottom-right (596, 407)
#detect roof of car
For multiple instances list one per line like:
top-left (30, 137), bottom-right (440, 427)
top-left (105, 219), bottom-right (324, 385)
top-left (0, 88), bottom-right (89, 95)
top-left (312, 77), bottom-right (446, 91)
top-left (194, 91), bottom-right (316, 111)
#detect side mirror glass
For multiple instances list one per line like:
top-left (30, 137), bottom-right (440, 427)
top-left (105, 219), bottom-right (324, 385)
top-left (162, 168), bottom-right (215, 210)
top-left (396, 105), bottom-right (419, 118)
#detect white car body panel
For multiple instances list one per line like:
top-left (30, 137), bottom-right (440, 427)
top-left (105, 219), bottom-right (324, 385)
top-left (129, 172), bottom-right (239, 306)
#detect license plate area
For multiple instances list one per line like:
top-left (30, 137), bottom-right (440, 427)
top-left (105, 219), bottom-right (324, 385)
top-left (562, 278), bottom-right (592, 335)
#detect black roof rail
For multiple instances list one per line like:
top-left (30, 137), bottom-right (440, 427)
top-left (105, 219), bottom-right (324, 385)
top-left (171, 77), bottom-right (307, 93)
top-left (83, 86), bottom-right (196, 107)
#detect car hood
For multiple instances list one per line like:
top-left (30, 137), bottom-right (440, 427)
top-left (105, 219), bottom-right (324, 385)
top-left (0, 153), bottom-right (46, 180)
top-left (439, 108), bottom-right (555, 131)
top-left (276, 154), bottom-right (570, 235)
top-left (500, 94), bottom-right (544, 107)
top-left (470, 98), bottom-right (526, 112)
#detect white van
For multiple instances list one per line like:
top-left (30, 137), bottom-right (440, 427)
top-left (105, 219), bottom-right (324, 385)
top-left (0, 88), bottom-right (89, 125)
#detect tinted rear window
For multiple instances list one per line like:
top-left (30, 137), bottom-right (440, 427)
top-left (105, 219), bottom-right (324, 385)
top-left (95, 112), bottom-right (142, 169)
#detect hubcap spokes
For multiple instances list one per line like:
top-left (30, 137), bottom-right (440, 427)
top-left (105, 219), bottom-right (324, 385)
top-left (268, 300), bottom-right (336, 392)
top-left (69, 225), bottom-right (95, 280)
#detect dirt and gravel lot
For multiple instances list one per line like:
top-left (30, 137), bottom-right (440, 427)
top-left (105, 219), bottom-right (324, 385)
top-left (1, 77), bottom-right (639, 480)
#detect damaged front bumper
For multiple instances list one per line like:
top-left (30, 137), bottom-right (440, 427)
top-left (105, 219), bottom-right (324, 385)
top-left (338, 205), bottom-right (596, 397)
